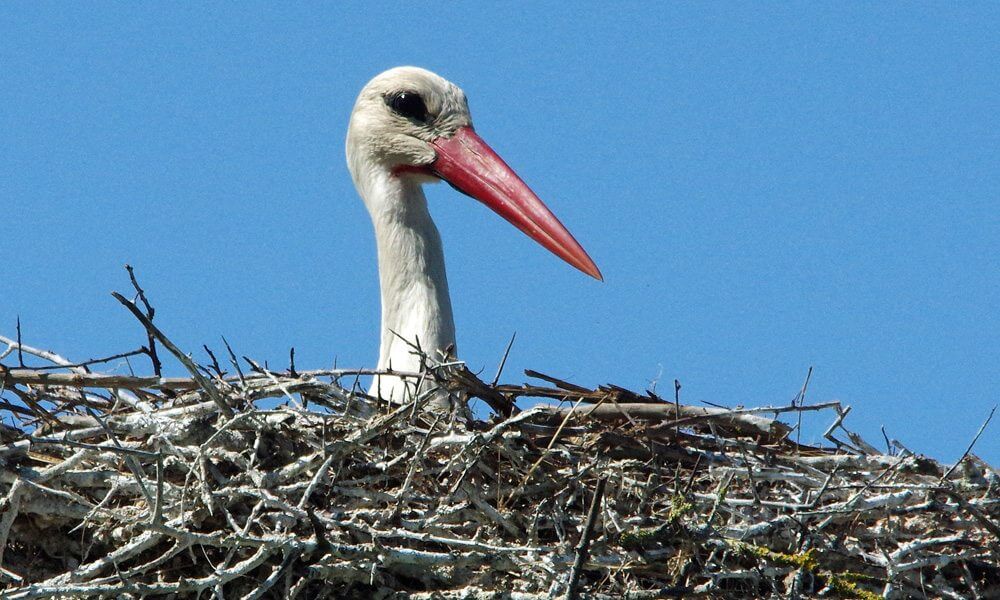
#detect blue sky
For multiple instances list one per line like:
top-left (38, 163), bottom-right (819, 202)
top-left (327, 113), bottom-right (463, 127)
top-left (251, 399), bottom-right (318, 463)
top-left (3, 4), bottom-right (998, 463)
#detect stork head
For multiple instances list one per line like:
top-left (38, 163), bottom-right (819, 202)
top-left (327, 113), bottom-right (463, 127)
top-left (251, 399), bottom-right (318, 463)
top-left (347, 66), bottom-right (602, 280)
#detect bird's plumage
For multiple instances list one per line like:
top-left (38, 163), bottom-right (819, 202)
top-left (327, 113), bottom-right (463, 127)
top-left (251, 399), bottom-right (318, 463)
top-left (346, 67), bottom-right (599, 409)
top-left (347, 68), bottom-right (463, 405)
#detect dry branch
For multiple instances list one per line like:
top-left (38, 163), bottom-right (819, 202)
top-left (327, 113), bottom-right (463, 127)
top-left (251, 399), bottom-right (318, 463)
top-left (1, 296), bottom-right (998, 598)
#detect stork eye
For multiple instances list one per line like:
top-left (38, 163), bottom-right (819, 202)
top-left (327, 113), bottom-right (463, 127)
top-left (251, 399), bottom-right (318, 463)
top-left (387, 92), bottom-right (428, 122)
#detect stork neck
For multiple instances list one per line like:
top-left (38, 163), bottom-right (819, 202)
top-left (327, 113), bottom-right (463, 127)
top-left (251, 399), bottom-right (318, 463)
top-left (366, 174), bottom-right (457, 374)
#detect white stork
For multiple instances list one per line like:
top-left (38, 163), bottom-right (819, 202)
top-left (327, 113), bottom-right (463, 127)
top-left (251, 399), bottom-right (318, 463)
top-left (346, 67), bottom-right (601, 410)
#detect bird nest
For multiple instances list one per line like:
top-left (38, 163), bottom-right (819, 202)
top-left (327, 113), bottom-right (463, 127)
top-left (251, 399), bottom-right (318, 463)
top-left (1, 277), bottom-right (999, 599)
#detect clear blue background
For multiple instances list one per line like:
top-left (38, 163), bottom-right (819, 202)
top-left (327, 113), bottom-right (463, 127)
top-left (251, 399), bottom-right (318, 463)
top-left (3, 4), bottom-right (998, 463)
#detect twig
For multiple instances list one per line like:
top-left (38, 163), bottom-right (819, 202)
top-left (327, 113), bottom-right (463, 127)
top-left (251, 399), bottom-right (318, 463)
top-left (793, 366), bottom-right (812, 447)
top-left (112, 292), bottom-right (233, 418)
top-left (2, 348), bottom-right (147, 372)
top-left (0, 368), bottom-right (202, 391)
top-left (203, 345), bottom-right (225, 379)
top-left (565, 477), bottom-right (607, 600)
top-left (221, 336), bottom-right (247, 388)
top-left (84, 407), bottom-right (155, 510)
top-left (673, 379), bottom-right (681, 438)
top-left (940, 404), bottom-right (997, 483)
top-left (491, 332), bottom-right (517, 386)
top-left (16, 317), bottom-right (24, 368)
top-left (125, 264), bottom-right (162, 376)
top-left (0, 334), bottom-right (82, 373)
top-left (939, 486), bottom-right (1000, 542)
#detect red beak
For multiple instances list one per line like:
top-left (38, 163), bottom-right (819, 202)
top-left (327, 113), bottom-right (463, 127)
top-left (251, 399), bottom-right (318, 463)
top-left (430, 126), bottom-right (602, 280)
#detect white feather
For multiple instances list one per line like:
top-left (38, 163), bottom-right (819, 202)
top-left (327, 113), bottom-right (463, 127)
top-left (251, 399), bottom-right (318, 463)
top-left (346, 67), bottom-right (469, 405)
